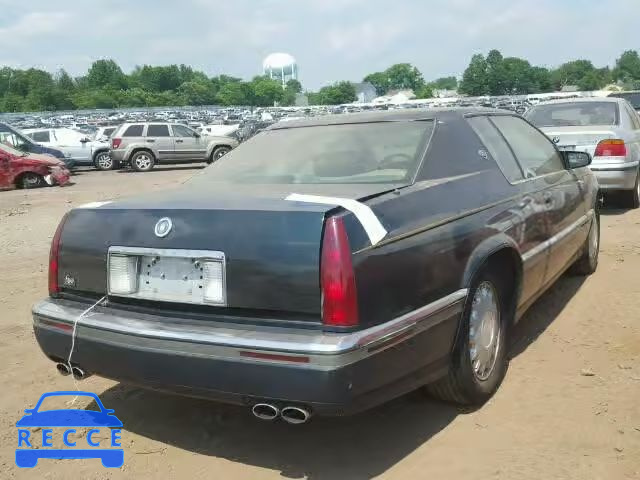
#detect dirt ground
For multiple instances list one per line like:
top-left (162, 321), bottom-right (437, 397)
top-left (1, 167), bottom-right (639, 479)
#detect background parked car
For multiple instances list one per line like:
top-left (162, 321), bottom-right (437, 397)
top-left (109, 122), bottom-right (238, 172)
top-left (608, 90), bottom-right (640, 111)
top-left (526, 97), bottom-right (640, 207)
top-left (23, 128), bottom-right (94, 167)
top-left (0, 142), bottom-right (70, 189)
top-left (90, 126), bottom-right (119, 170)
top-left (0, 122), bottom-right (73, 170)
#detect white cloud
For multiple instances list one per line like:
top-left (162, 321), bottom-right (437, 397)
top-left (0, 0), bottom-right (636, 88)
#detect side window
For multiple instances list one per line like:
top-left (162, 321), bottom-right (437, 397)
top-left (467, 116), bottom-right (523, 182)
top-left (624, 103), bottom-right (640, 130)
top-left (146, 124), bottom-right (170, 137)
top-left (122, 125), bottom-right (144, 137)
top-left (491, 116), bottom-right (565, 178)
top-left (31, 131), bottom-right (51, 143)
top-left (171, 125), bottom-right (196, 138)
top-left (104, 128), bottom-right (116, 137)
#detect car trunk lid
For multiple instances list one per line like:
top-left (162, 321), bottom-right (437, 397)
top-left (56, 183), bottom-right (394, 319)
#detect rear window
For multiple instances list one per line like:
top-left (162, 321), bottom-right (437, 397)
top-left (189, 121), bottom-right (433, 185)
top-left (122, 125), bottom-right (144, 137)
top-left (526, 102), bottom-right (619, 127)
top-left (146, 124), bottom-right (170, 137)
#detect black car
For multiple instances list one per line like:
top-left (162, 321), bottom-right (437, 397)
top-left (608, 91), bottom-right (640, 111)
top-left (32, 108), bottom-right (599, 423)
top-left (0, 122), bottom-right (73, 169)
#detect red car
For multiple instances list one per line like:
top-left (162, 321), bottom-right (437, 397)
top-left (0, 143), bottom-right (70, 190)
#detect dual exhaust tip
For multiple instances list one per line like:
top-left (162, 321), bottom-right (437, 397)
top-left (252, 403), bottom-right (311, 425)
top-left (57, 363), bottom-right (308, 424)
top-left (56, 363), bottom-right (90, 380)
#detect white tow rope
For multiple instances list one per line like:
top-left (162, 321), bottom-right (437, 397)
top-left (65, 295), bottom-right (106, 404)
top-left (285, 193), bottom-right (387, 246)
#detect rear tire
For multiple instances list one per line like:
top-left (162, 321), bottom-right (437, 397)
top-left (570, 211), bottom-right (599, 275)
top-left (20, 172), bottom-right (46, 189)
top-left (426, 269), bottom-right (510, 405)
top-left (94, 151), bottom-right (114, 170)
top-left (624, 171), bottom-right (640, 209)
top-left (131, 151), bottom-right (155, 172)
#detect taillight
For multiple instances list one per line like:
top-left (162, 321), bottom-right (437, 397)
top-left (111, 138), bottom-right (122, 149)
top-left (594, 139), bottom-right (626, 157)
top-left (321, 216), bottom-right (358, 327)
top-left (48, 213), bottom-right (69, 297)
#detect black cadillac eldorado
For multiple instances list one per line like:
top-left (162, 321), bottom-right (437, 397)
top-left (32, 108), bottom-right (600, 423)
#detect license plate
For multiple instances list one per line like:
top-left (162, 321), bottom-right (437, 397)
top-left (557, 145), bottom-right (576, 151)
top-left (138, 255), bottom-right (208, 304)
top-left (108, 247), bottom-right (226, 305)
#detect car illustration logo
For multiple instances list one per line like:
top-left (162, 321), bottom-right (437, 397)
top-left (552, 136), bottom-right (561, 144)
top-left (154, 217), bottom-right (172, 238)
top-left (15, 391), bottom-right (123, 468)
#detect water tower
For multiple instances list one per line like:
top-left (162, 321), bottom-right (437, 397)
top-left (263, 53), bottom-right (298, 88)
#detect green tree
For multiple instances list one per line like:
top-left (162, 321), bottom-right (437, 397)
top-left (2, 92), bottom-right (23, 112)
top-left (178, 81), bottom-right (217, 105)
top-left (87, 59), bottom-right (127, 90)
top-left (384, 63), bottom-right (425, 91)
top-left (486, 49), bottom-right (506, 95)
top-left (501, 57), bottom-right (536, 94)
top-left (216, 81), bottom-right (249, 105)
top-left (317, 81), bottom-right (356, 105)
top-left (414, 84), bottom-right (434, 99)
top-left (282, 79), bottom-right (303, 106)
top-left (551, 60), bottom-right (597, 90)
top-left (363, 71), bottom-right (389, 95)
top-left (248, 76), bottom-right (284, 107)
top-left (530, 67), bottom-right (553, 92)
top-left (429, 76), bottom-right (458, 91)
top-left (613, 50), bottom-right (640, 84)
top-left (55, 69), bottom-right (76, 92)
top-left (459, 54), bottom-right (488, 96)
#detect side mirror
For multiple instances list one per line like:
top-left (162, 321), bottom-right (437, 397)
top-left (80, 137), bottom-right (90, 143)
top-left (562, 151), bottom-right (591, 169)
top-left (193, 133), bottom-right (200, 138)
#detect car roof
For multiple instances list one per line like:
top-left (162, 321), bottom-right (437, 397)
top-left (268, 107), bottom-right (506, 130)
top-left (531, 97), bottom-right (623, 106)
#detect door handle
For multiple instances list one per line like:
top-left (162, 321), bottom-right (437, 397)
top-left (175, 140), bottom-right (184, 143)
top-left (543, 193), bottom-right (554, 207)
top-left (146, 139), bottom-right (155, 143)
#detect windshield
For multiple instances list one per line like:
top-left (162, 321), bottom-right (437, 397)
top-left (188, 120), bottom-right (433, 185)
top-left (0, 128), bottom-right (34, 152)
top-left (526, 102), bottom-right (619, 127)
top-left (0, 139), bottom-right (28, 156)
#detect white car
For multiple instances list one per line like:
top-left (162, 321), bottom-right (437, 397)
top-left (526, 97), bottom-right (640, 207)
top-left (24, 127), bottom-right (119, 170)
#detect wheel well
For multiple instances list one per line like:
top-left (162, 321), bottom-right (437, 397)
top-left (129, 148), bottom-right (155, 160)
top-left (92, 149), bottom-right (109, 161)
top-left (212, 144), bottom-right (231, 154)
top-left (481, 248), bottom-right (522, 324)
top-left (14, 171), bottom-right (42, 188)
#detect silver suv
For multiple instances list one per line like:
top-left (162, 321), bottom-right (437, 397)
top-left (110, 123), bottom-right (238, 172)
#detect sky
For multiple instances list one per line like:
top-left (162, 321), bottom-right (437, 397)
top-left (0, 0), bottom-right (637, 89)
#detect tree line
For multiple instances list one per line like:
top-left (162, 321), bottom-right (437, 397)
top-left (1, 49), bottom-right (639, 112)
top-left (458, 49), bottom-right (640, 96)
